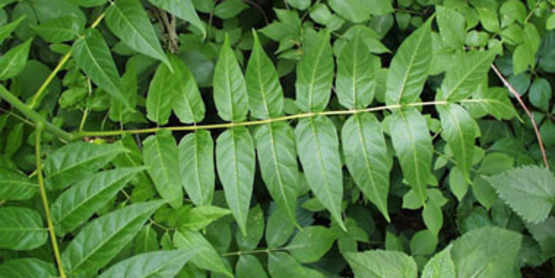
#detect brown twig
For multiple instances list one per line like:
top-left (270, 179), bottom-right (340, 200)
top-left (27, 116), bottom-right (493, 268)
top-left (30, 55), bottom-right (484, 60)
top-left (491, 64), bottom-right (549, 169)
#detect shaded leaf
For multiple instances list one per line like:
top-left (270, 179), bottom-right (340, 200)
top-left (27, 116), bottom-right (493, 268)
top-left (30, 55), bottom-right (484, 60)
top-left (148, 0), bottom-right (206, 37)
top-left (0, 258), bottom-right (56, 278)
top-left (287, 226), bottom-right (337, 263)
top-left (98, 250), bottom-right (195, 278)
top-left (178, 206), bottom-right (230, 231)
top-left (0, 168), bottom-right (36, 201)
top-left (0, 39), bottom-right (32, 80)
top-left (0, 207), bottom-right (47, 250)
top-left (174, 229), bottom-right (232, 277)
top-left (236, 255), bottom-right (268, 278)
top-left (236, 205), bottom-right (264, 251)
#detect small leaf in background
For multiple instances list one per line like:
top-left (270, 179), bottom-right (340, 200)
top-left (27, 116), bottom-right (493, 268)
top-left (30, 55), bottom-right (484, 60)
top-left (4, 123), bottom-right (23, 158)
top-left (143, 130), bottom-right (183, 208)
top-left (0, 258), bottom-right (56, 278)
top-left (44, 142), bottom-right (125, 190)
top-left (72, 29), bottom-right (131, 109)
top-left (98, 250), bottom-right (195, 278)
top-left (214, 0), bottom-right (248, 19)
top-left (177, 205), bottom-right (230, 231)
top-left (0, 16), bottom-right (25, 45)
top-left (421, 246), bottom-right (455, 278)
top-left (423, 200), bottom-right (443, 235)
top-left (345, 249), bottom-right (418, 278)
top-left (105, 0), bottom-right (171, 68)
top-left (246, 31), bottom-right (284, 119)
top-left (486, 165), bottom-right (555, 224)
top-left (296, 116), bottom-right (346, 230)
top-left (0, 38), bottom-right (32, 80)
top-left (179, 130), bottom-right (214, 206)
top-left (213, 35), bottom-right (249, 122)
top-left (529, 78), bottom-right (552, 112)
top-left (527, 216), bottom-right (555, 257)
top-left (216, 126), bottom-right (255, 235)
top-left (295, 30), bottom-right (334, 112)
top-left (62, 201), bottom-right (164, 278)
top-left (236, 255), bottom-right (268, 278)
top-left (174, 229), bottom-right (233, 277)
top-left (385, 19), bottom-right (431, 105)
top-left (410, 229), bottom-right (438, 256)
top-left (34, 15), bottom-right (84, 43)
top-left (236, 205), bottom-right (264, 251)
top-left (148, 0), bottom-right (206, 38)
top-left (0, 207), bottom-right (47, 250)
top-left (0, 168), bottom-right (36, 200)
top-left (287, 226), bottom-right (337, 263)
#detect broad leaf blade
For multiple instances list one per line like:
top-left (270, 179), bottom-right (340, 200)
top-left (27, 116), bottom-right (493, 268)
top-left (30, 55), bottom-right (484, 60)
top-left (174, 229), bottom-right (232, 277)
top-left (0, 258), bottom-right (56, 278)
top-left (148, 0), bottom-right (206, 38)
top-left (216, 126), bottom-right (255, 235)
top-left (441, 50), bottom-right (496, 101)
top-left (98, 250), bottom-right (195, 278)
top-left (0, 168), bottom-right (36, 200)
top-left (389, 109), bottom-right (434, 203)
top-left (385, 19), bottom-right (432, 105)
top-left (236, 205), bottom-right (264, 251)
top-left (51, 167), bottom-right (144, 236)
top-left (0, 16), bottom-right (25, 45)
top-left (0, 207), bottom-right (47, 250)
top-left (295, 31), bottom-right (334, 112)
top-left (421, 246), bottom-right (455, 278)
top-left (345, 250), bottom-right (418, 278)
top-left (143, 130), bottom-right (183, 208)
top-left (296, 116), bottom-right (345, 230)
top-left (62, 201), bottom-right (164, 278)
top-left (146, 63), bottom-right (174, 125)
top-left (255, 122), bottom-right (299, 225)
top-left (178, 130), bottom-right (215, 206)
top-left (105, 0), bottom-right (170, 68)
top-left (287, 226), bottom-right (336, 263)
top-left (342, 113), bottom-right (391, 221)
top-left (34, 15), bottom-right (84, 43)
top-left (236, 255), bottom-right (268, 278)
top-left (213, 35), bottom-right (249, 122)
top-left (170, 55), bottom-right (205, 124)
top-left (0, 39), bottom-right (32, 80)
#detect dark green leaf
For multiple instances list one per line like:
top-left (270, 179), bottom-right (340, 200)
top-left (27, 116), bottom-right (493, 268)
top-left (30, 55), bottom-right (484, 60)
top-left (34, 15), bottom-right (83, 43)
top-left (0, 16), bottom-right (25, 45)
top-left (178, 206), bottom-right (230, 231)
top-left (287, 226), bottom-right (337, 263)
top-left (0, 258), bottom-right (56, 278)
top-left (0, 38), bottom-right (32, 80)
top-left (236, 205), bottom-right (264, 251)
top-left (0, 207), bottom-right (47, 250)
top-left (0, 168), bottom-right (36, 200)
top-left (98, 250), bottom-right (195, 278)
top-left (174, 229), bottom-right (232, 277)
top-left (236, 255), bottom-right (268, 278)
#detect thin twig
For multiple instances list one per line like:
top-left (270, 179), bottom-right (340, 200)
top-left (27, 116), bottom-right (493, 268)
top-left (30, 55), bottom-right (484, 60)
top-left (491, 64), bottom-right (549, 169)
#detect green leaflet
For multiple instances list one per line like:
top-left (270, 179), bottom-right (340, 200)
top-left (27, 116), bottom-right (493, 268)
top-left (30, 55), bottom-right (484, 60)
top-left (287, 226), bottom-right (337, 263)
top-left (148, 0), bottom-right (206, 38)
top-left (421, 246), bottom-right (455, 278)
top-left (246, 31), bottom-right (284, 119)
top-left (72, 29), bottom-right (131, 110)
top-left (216, 126), bottom-right (255, 235)
top-left (451, 227), bottom-right (522, 278)
top-left (0, 16), bottom-right (25, 45)
top-left (34, 15), bottom-right (84, 43)
top-left (62, 201), bottom-right (164, 278)
top-left (341, 113), bottom-right (391, 221)
top-left (109, 58), bottom-right (139, 123)
top-left (143, 130), bottom-right (183, 208)
top-left (295, 31), bottom-right (334, 112)
top-left (255, 122), bottom-right (299, 225)
top-left (0, 258), bottom-right (56, 278)
top-left (335, 29), bottom-right (377, 109)
top-left (178, 130), bottom-right (214, 206)
top-left (486, 166), bottom-right (555, 224)
top-left (65, 0), bottom-right (107, 7)
top-left (465, 87), bottom-right (517, 120)
top-left (0, 207), bottom-right (47, 250)
top-left (345, 250), bottom-right (418, 278)
top-left (105, 0), bottom-right (170, 68)
top-left (236, 205), bottom-right (264, 251)
top-left (268, 252), bottom-right (321, 278)
top-left (98, 250), bottom-right (195, 278)
top-left (265, 206), bottom-right (295, 248)
top-left (389, 109), bottom-right (434, 204)
top-left (134, 225), bottom-right (158, 254)
top-left (0, 168), bottom-right (36, 201)
top-left (44, 142), bottom-right (126, 190)
top-left (441, 50), bottom-right (496, 101)
top-left (214, 35), bottom-right (249, 122)
top-left (385, 19), bottom-right (432, 105)
top-left (174, 229), bottom-right (233, 277)
top-left (296, 116), bottom-right (345, 230)
top-left (146, 62), bottom-right (173, 125)
top-left (436, 6), bottom-right (466, 49)
top-left (236, 255), bottom-right (268, 278)
top-left (0, 38), bottom-right (32, 81)
top-left (177, 205), bottom-right (230, 231)
top-left (51, 167), bottom-right (144, 236)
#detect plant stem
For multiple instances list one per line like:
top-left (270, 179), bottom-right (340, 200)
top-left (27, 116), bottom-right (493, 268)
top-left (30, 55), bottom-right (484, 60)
top-left (35, 124), bottom-right (67, 278)
top-left (0, 86), bottom-right (73, 141)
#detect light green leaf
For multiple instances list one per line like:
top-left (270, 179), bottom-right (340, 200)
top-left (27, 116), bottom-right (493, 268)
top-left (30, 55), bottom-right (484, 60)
top-left (0, 207), bottom-right (47, 250)
top-left (174, 229), bottom-right (232, 277)
top-left (213, 35), bottom-right (249, 122)
top-left (255, 122), bottom-right (299, 225)
top-left (44, 142), bottom-right (126, 190)
top-left (529, 78), bottom-right (552, 112)
top-left (449, 166), bottom-right (468, 201)
top-left (51, 167), bottom-right (143, 236)
top-left (143, 131), bottom-right (182, 208)
top-left (436, 6), bottom-right (466, 49)
top-left (246, 31), bottom-right (284, 119)
top-left (265, 206), bottom-right (295, 248)
top-left (451, 227), bottom-right (522, 278)
top-left (296, 116), bottom-right (345, 230)
top-left (148, 0), bottom-right (206, 38)
top-left (72, 29), bottom-right (131, 110)
top-left (179, 130), bottom-right (214, 206)
top-left (410, 230), bottom-right (438, 256)
top-left (0, 168), bottom-right (36, 200)
top-left (295, 31), bottom-right (334, 112)
top-left (441, 50), bottom-right (496, 100)
top-left (0, 16), bottom-right (25, 45)
top-left (345, 250), bottom-right (418, 278)
top-left (105, 0), bottom-right (170, 68)
top-left (423, 200), bottom-right (443, 235)
top-left (34, 15), bottom-right (83, 43)
top-left (62, 201), bottom-right (164, 278)
top-left (385, 19), bottom-right (432, 105)
top-left (328, 0), bottom-right (371, 23)
top-left (236, 255), bottom-right (268, 278)
top-left (287, 226), bottom-right (337, 263)
top-left (389, 109), bottom-right (434, 204)
top-left (465, 87), bottom-right (516, 120)
top-left (98, 250), bottom-right (195, 278)
top-left (134, 225), bottom-right (158, 254)
top-left (236, 205), bottom-right (264, 251)
top-left (216, 126), bottom-right (255, 235)
top-left (268, 252), bottom-right (313, 278)
top-left (421, 246), bottom-right (455, 278)
top-left (286, 0), bottom-right (310, 10)
top-left (0, 258), bottom-right (56, 278)
top-left (214, 0), bottom-right (248, 19)
top-left (146, 63), bottom-right (173, 125)
top-left (65, 0), bottom-right (107, 7)
top-left (0, 38), bottom-right (32, 80)
top-left (527, 216), bottom-right (555, 257)
top-left (437, 104), bottom-right (478, 181)
top-left (486, 165), bottom-right (555, 224)
top-left (336, 29), bottom-right (377, 109)
top-left (170, 55), bottom-right (205, 124)
top-left (342, 113), bottom-right (390, 221)
top-left (177, 205), bottom-right (230, 231)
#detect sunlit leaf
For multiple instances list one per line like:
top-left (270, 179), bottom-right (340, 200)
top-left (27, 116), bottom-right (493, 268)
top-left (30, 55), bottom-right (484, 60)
top-left (179, 130), bottom-right (214, 206)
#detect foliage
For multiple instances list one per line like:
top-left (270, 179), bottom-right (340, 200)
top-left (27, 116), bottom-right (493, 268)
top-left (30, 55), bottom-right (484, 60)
top-left (0, 0), bottom-right (554, 277)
